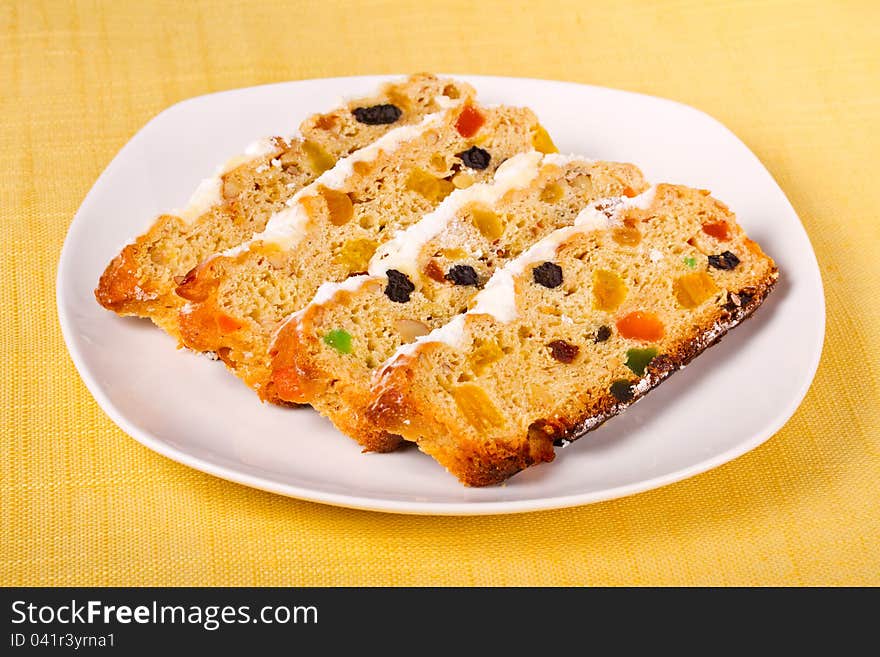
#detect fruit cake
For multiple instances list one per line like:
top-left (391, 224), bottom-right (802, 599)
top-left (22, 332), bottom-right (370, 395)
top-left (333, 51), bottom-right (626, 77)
top-left (175, 100), bottom-right (554, 400)
top-left (95, 73), bottom-right (475, 336)
top-left (269, 152), bottom-right (648, 451)
top-left (367, 184), bottom-right (779, 486)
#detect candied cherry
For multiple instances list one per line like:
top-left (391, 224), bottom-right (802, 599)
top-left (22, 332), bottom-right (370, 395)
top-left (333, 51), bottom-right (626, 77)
top-left (701, 221), bottom-right (730, 241)
top-left (455, 105), bottom-right (485, 138)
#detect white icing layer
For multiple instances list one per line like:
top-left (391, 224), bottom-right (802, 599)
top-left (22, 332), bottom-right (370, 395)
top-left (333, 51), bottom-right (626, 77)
top-left (572, 185), bottom-right (656, 230)
top-left (252, 203), bottom-right (310, 251)
top-left (229, 106), bottom-right (458, 255)
top-left (541, 152), bottom-right (595, 168)
top-left (175, 137), bottom-right (281, 224)
top-left (469, 269), bottom-right (518, 323)
top-left (310, 274), bottom-right (372, 306)
top-left (178, 176), bottom-right (223, 223)
top-left (368, 150), bottom-right (544, 279)
top-left (401, 185), bottom-right (660, 349)
top-left (244, 137), bottom-right (282, 159)
top-left (434, 94), bottom-right (458, 109)
top-left (318, 106), bottom-right (453, 191)
top-left (391, 314), bottom-right (466, 362)
top-left (270, 274), bottom-right (373, 348)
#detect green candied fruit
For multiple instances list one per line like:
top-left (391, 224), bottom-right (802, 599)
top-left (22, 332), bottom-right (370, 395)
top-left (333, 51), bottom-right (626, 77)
top-left (625, 347), bottom-right (658, 376)
top-left (323, 329), bottom-right (352, 354)
top-left (683, 256), bottom-right (697, 269)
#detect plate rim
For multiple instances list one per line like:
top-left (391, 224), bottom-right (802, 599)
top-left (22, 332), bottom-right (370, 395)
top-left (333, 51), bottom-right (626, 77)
top-left (57, 74), bottom-right (826, 515)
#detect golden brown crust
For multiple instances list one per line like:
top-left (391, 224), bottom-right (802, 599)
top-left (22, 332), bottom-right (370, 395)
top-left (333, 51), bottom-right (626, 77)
top-left (175, 258), bottom-right (227, 353)
top-left (558, 275), bottom-right (778, 450)
top-left (271, 158), bottom-right (649, 451)
top-left (95, 243), bottom-right (143, 312)
top-left (366, 342), bottom-right (557, 485)
top-left (95, 74), bottom-right (476, 339)
top-left (174, 102), bottom-right (543, 401)
top-left (366, 184), bottom-right (779, 486)
top-left (369, 275), bottom-right (777, 486)
top-left (268, 315), bottom-right (326, 405)
top-left (270, 304), bottom-right (406, 451)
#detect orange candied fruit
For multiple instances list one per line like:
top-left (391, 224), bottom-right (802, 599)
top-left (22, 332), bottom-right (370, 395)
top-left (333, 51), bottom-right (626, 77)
top-left (217, 313), bottom-right (243, 333)
top-left (455, 105), bottom-right (485, 138)
top-left (320, 186), bottom-right (354, 226)
top-left (701, 221), bottom-right (730, 241)
top-left (616, 311), bottom-right (665, 342)
top-left (271, 367), bottom-right (311, 404)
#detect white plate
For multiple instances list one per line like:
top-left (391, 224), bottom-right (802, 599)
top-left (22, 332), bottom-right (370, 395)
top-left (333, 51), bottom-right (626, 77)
top-left (58, 75), bottom-right (824, 515)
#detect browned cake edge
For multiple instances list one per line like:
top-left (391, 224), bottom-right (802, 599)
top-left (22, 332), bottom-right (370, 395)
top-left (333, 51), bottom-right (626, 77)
top-left (369, 269), bottom-right (779, 487)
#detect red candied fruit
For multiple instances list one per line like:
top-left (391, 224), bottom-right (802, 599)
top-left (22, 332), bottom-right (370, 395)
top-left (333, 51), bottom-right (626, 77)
top-left (702, 221), bottom-right (730, 241)
top-left (455, 105), bottom-right (485, 138)
top-left (616, 311), bottom-right (665, 342)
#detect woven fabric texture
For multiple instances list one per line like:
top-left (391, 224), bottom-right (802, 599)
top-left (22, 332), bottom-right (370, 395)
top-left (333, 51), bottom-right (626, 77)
top-left (2, 0), bottom-right (878, 585)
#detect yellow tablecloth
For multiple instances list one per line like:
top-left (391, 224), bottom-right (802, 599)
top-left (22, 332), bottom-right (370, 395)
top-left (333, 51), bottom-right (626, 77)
top-left (2, 0), bottom-right (878, 586)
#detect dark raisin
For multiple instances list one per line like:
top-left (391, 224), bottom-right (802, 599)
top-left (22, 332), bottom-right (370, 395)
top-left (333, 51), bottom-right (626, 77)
top-left (532, 261), bottom-right (563, 288)
top-left (445, 264), bottom-right (480, 286)
top-left (595, 325), bottom-right (612, 343)
top-left (384, 269), bottom-right (415, 303)
top-left (610, 379), bottom-right (635, 403)
top-left (708, 251), bottom-right (740, 270)
top-left (548, 340), bottom-right (579, 363)
top-left (456, 146), bottom-right (491, 170)
top-left (352, 104), bottom-right (402, 125)
top-left (722, 289), bottom-right (754, 312)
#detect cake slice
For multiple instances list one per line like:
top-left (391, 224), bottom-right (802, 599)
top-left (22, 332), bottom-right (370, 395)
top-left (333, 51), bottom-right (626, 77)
top-left (367, 184), bottom-right (779, 486)
top-left (175, 99), bottom-right (553, 400)
top-left (95, 74), bottom-right (476, 336)
top-left (269, 152), bottom-right (647, 451)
